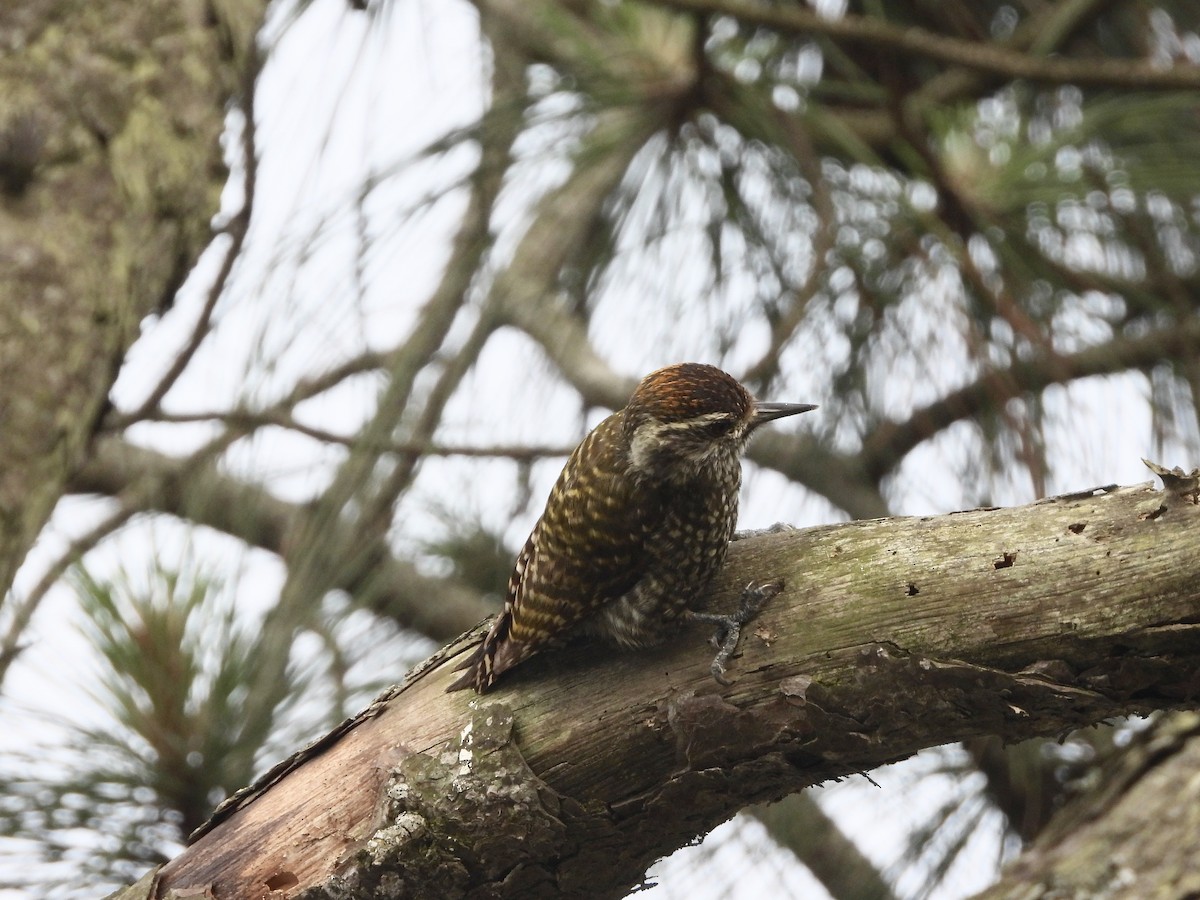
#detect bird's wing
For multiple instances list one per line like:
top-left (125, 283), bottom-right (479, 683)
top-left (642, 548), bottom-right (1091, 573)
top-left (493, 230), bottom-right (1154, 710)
top-left (508, 420), bottom-right (655, 639)
top-left (446, 413), bottom-right (659, 692)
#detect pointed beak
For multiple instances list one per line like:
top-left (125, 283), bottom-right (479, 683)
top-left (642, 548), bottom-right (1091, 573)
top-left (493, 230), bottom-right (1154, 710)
top-left (752, 401), bottom-right (818, 427)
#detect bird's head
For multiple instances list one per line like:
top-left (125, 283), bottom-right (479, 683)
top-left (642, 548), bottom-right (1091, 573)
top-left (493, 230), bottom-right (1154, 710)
top-left (622, 363), bottom-right (816, 481)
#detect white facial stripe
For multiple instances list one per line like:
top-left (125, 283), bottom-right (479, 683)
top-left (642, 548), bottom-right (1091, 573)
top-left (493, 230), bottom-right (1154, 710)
top-left (629, 412), bottom-right (749, 476)
top-left (655, 412), bottom-right (736, 432)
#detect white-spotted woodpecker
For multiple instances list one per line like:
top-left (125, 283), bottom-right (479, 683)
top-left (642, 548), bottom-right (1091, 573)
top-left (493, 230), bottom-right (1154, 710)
top-left (447, 362), bottom-right (816, 693)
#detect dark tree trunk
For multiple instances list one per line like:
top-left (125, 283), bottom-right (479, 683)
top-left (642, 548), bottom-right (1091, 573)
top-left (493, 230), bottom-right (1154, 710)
top-left (0, 0), bottom-right (261, 600)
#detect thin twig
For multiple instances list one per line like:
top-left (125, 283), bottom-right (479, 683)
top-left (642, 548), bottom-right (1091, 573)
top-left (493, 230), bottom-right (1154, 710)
top-left (112, 43), bottom-right (264, 428)
top-left (144, 409), bottom-right (574, 458)
top-left (0, 505), bottom-right (136, 688)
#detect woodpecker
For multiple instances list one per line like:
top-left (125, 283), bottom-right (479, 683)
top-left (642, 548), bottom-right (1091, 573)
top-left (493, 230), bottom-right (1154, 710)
top-left (447, 362), bottom-right (816, 693)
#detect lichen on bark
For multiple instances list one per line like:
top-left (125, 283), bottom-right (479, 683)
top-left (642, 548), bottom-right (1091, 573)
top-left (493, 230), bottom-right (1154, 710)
top-left (300, 703), bottom-right (571, 899)
top-left (0, 0), bottom-right (254, 601)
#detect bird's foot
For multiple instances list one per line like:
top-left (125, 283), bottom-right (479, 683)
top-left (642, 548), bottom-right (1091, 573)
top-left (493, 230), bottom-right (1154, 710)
top-left (687, 580), bottom-right (783, 685)
top-left (732, 523), bottom-right (796, 541)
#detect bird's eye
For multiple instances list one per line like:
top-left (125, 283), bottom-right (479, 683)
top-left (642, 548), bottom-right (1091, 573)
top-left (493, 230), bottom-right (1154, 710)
top-left (699, 416), bottom-right (736, 437)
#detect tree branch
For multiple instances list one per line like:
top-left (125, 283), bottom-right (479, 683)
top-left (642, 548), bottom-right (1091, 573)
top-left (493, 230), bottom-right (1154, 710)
top-left (0, 0), bottom-right (260, 601)
top-left (113, 41), bottom-right (263, 428)
top-left (650, 0), bottom-right (1200, 90)
top-left (975, 712), bottom-right (1200, 899)
top-left (229, 28), bottom-right (527, 740)
top-left (751, 793), bottom-right (898, 900)
top-left (67, 438), bottom-right (493, 641)
top-left (131, 410), bottom-right (578, 459)
top-left (152, 480), bottom-right (1200, 898)
top-left (860, 318), bottom-right (1200, 482)
top-left (0, 504), bottom-right (134, 688)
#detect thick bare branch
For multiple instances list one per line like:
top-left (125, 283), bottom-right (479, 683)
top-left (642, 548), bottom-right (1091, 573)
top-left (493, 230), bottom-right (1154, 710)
top-left (156, 481), bottom-right (1200, 897)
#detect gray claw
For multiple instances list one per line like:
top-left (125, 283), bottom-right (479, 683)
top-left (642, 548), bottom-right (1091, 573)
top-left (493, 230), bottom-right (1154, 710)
top-left (689, 579), bottom-right (783, 685)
